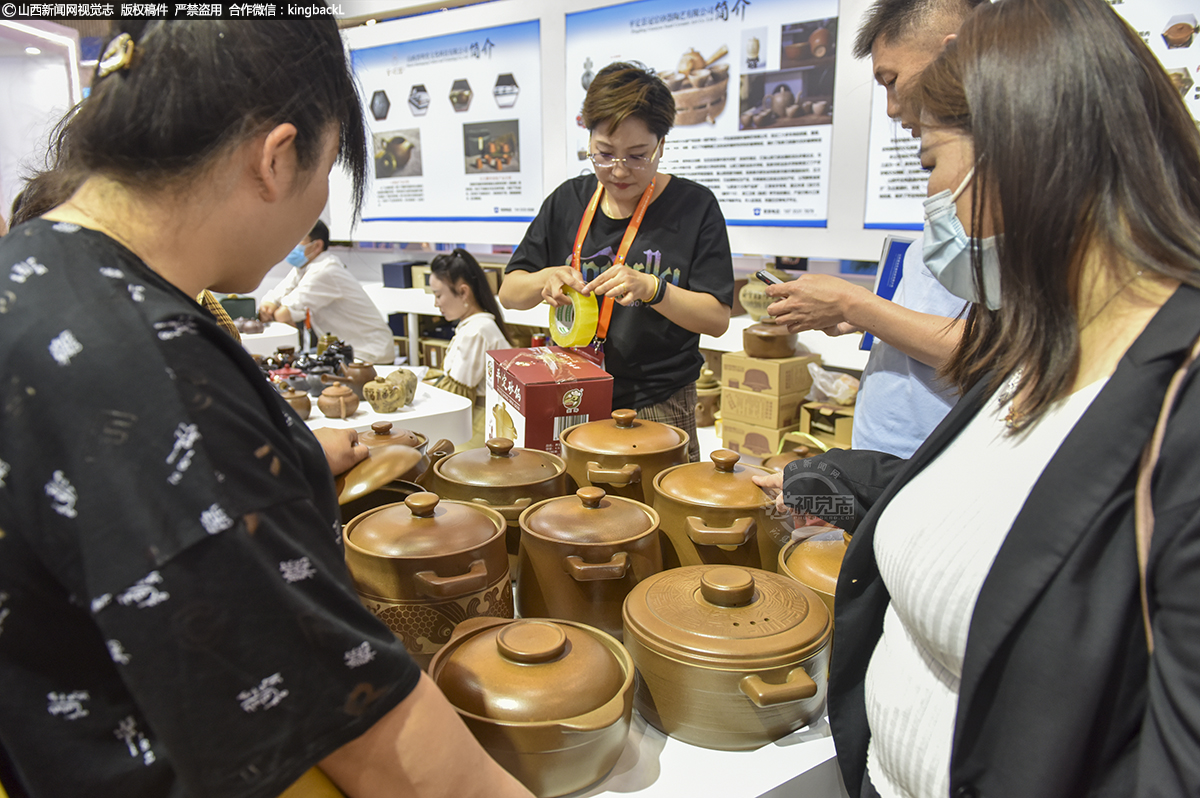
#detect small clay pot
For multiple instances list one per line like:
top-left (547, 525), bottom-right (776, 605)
top-left (743, 321), bottom-right (798, 359)
top-left (808, 27), bottom-right (832, 58)
top-left (318, 384), bottom-right (359, 419)
top-left (769, 85), bottom-right (795, 117)
top-left (384, 368), bottom-right (419, 406)
top-left (278, 387), bottom-right (311, 420)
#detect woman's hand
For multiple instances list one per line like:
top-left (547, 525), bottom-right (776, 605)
top-left (584, 265), bottom-right (657, 307)
top-left (751, 471), bottom-right (788, 516)
top-left (312, 427), bottom-right (368, 476)
top-left (258, 301), bottom-right (278, 322)
top-left (540, 266), bottom-right (589, 307)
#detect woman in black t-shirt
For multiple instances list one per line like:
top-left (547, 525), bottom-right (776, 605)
top-left (500, 62), bottom-right (735, 461)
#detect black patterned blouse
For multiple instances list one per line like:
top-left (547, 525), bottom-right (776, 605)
top-left (0, 220), bottom-right (420, 797)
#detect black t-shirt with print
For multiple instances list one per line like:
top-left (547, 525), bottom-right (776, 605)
top-left (0, 220), bottom-right (421, 798)
top-left (507, 174), bottom-right (734, 409)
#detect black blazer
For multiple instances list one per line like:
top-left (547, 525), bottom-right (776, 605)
top-left (785, 285), bottom-right (1200, 798)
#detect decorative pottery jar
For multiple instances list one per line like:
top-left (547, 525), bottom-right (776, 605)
top-left (651, 449), bottom-right (788, 571)
top-left (516, 487), bottom-right (661, 640)
top-left (429, 617), bottom-right (634, 797)
top-left (343, 493), bottom-right (512, 669)
top-left (559, 409), bottom-right (688, 506)
top-left (623, 565), bottom-right (831, 750)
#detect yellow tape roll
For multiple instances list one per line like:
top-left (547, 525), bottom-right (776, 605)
top-left (549, 286), bottom-right (599, 347)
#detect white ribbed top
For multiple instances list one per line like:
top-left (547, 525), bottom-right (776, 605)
top-left (863, 376), bottom-right (1108, 798)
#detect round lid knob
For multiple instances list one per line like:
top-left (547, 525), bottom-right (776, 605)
top-left (612, 408), bottom-right (637, 428)
top-left (496, 621), bottom-right (567, 663)
top-left (405, 492), bottom-right (438, 518)
top-left (371, 421), bottom-right (394, 436)
top-left (486, 438), bottom-right (515, 457)
top-left (700, 566), bottom-right (755, 607)
top-left (521, 487), bottom-right (657, 544)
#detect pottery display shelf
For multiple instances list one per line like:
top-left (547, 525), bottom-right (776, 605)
top-left (569, 711), bottom-right (844, 798)
top-left (305, 366), bottom-right (473, 446)
top-left (240, 321), bottom-right (300, 357)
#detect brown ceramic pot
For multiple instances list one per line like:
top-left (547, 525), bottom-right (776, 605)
top-left (358, 421), bottom-right (428, 452)
top-left (429, 616), bottom-right (634, 798)
top-left (321, 359), bottom-right (378, 399)
top-left (278, 387), bottom-right (311, 420)
top-left (743, 321), bottom-right (798, 359)
top-left (559, 409), bottom-right (688, 506)
top-left (622, 565), bottom-right (831, 750)
top-left (777, 530), bottom-right (849, 620)
top-left (318, 384), bottom-right (359, 419)
top-left (516, 487), bottom-right (661, 640)
top-left (651, 449), bottom-right (789, 571)
top-left (343, 493), bottom-right (512, 669)
top-left (695, 368), bottom-right (721, 428)
top-left (428, 438), bottom-right (570, 558)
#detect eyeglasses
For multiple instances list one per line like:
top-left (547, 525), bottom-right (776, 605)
top-left (587, 140), bottom-right (662, 171)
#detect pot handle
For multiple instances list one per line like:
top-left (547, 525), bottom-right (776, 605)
top-left (586, 461), bottom-right (641, 487)
top-left (563, 552), bottom-right (629, 581)
top-left (739, 668), bottom-right (818, 707)
top-left (471, 496), bottom-right (533, 515)
top-left (685, 516), bottom-right (755, 549)
top-left (414, 559), bottom-right (489, 599)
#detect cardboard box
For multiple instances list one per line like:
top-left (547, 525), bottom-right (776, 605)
top-left (800, 402), bottom-right (856, 448)
top-left (720, 351), bottom-right (821, 396)
top-left (721, 419), bottom-right (799, 457)
top-left (485, 347), bottom-right (613, 454)
top-left (412, 264), bottom-right (499, 295)
top-left (381, 259), bottom-right (426, 288)
top-left (419, 338), bottom-right (450, 370)
top-left (721, 386), bottom-right (807, 429)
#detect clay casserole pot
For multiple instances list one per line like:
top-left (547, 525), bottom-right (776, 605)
top-left (516, 487), bottom-right (661, 640)
top-left (743, 321), bottom-right (798, 359)
top-left (622, 565), bottom-right (831, 750)
top-left (428, 438), bottom-right (571, 557)
top-left (778, 529), bottom-right (849, 620)
top-left (343, 493), bottom-right (512, 669)
top-left (559, 409), bottom-right (688, 505)
top-left (651, 449), bottom-right (790, 571)
top-left (429, 616), bottom-right (634, 798)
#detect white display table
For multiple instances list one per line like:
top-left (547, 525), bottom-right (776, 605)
top-left (304, 367), bottom-right (473, 446)
top-left (569, 712), bottom-right (845, 798)
top-left (240, 321), bottom-right (300, 357)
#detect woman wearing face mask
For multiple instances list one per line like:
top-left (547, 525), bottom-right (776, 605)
top-left (428, 248), bottom-right (512, 449)
top-left (258, 219), bottom-right (396, 364)
top-left (498, 62), bottom-right (734, 462)
top-left (755, 0), bottom-right (1200, 795)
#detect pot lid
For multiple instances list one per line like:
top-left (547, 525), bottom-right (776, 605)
top-left (521, 487), bottom-right (657, 543)
top-left (337, 445), bottom-right (425, 505)
top-left (745, 321), bottom-right (793, 339)
top-left (435, 619), bottom-right (626, 722)
top-left (623, 565), bottom-right (831, 668)
top-left (346, 492), bottom-right (502, 556)
top-left (781, 532), bottom-right (849, 596)
top-left (561, 409), bottom-right (684, 455)
top-left (437, 438), bottom-right (565, 487)
top-left (654, 450), bottom-right (773, 509)
top-left (359, 421), bottom-right (426, 451)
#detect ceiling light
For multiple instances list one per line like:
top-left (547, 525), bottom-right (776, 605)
top-left (25, 46), bottom-right (41, 55)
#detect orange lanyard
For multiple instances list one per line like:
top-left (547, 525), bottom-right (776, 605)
top-left (571, 177), bottom-right (655, 341)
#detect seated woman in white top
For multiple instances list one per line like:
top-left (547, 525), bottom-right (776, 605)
top-left (428, 249), bottom-right (512, 448)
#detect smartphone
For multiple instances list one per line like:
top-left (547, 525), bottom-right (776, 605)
top-left (755, 269), bottom-right (785, 285)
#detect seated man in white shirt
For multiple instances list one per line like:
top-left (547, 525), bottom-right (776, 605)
top-left (259, 220), bottom-right (395, 364)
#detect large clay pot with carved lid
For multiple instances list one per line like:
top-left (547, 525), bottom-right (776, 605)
top-left (342, 492), bottom-right (513, 670)
top-left (559, 409), bottom-right (689, 505)
top-left (428, 438), bottom-right (571, 558)
top-left (516, 487), bottom-right (661, 639)
top-left (429, 616), bottom-right (634, 797)
top-left (622, 565), bottom-right (831, 750)
top-left (651, 449), bottom-right (789, 571)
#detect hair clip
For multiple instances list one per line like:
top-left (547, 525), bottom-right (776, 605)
top-left (97, 33), bottom-right (135, 79)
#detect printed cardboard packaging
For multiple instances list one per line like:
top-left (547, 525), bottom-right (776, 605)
top-left (720, 418), bottom-right (800, 458)
top-left (800, 401), bottom-right (856, 448)
top-left (721, 386), bottom-right (807, 429)
top-left (720, 351), bottom-right (821, 397)
top-left (485, 347), bottom-right (613, 455)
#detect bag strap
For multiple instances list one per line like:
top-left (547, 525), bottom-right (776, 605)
top-left (1134, 334), bottom-right (1200, 653)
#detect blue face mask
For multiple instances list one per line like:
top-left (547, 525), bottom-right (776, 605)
top-left (285, 244), bottom-right (309, 268)
top-left (923, 167), bottom-right (1002, 310)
